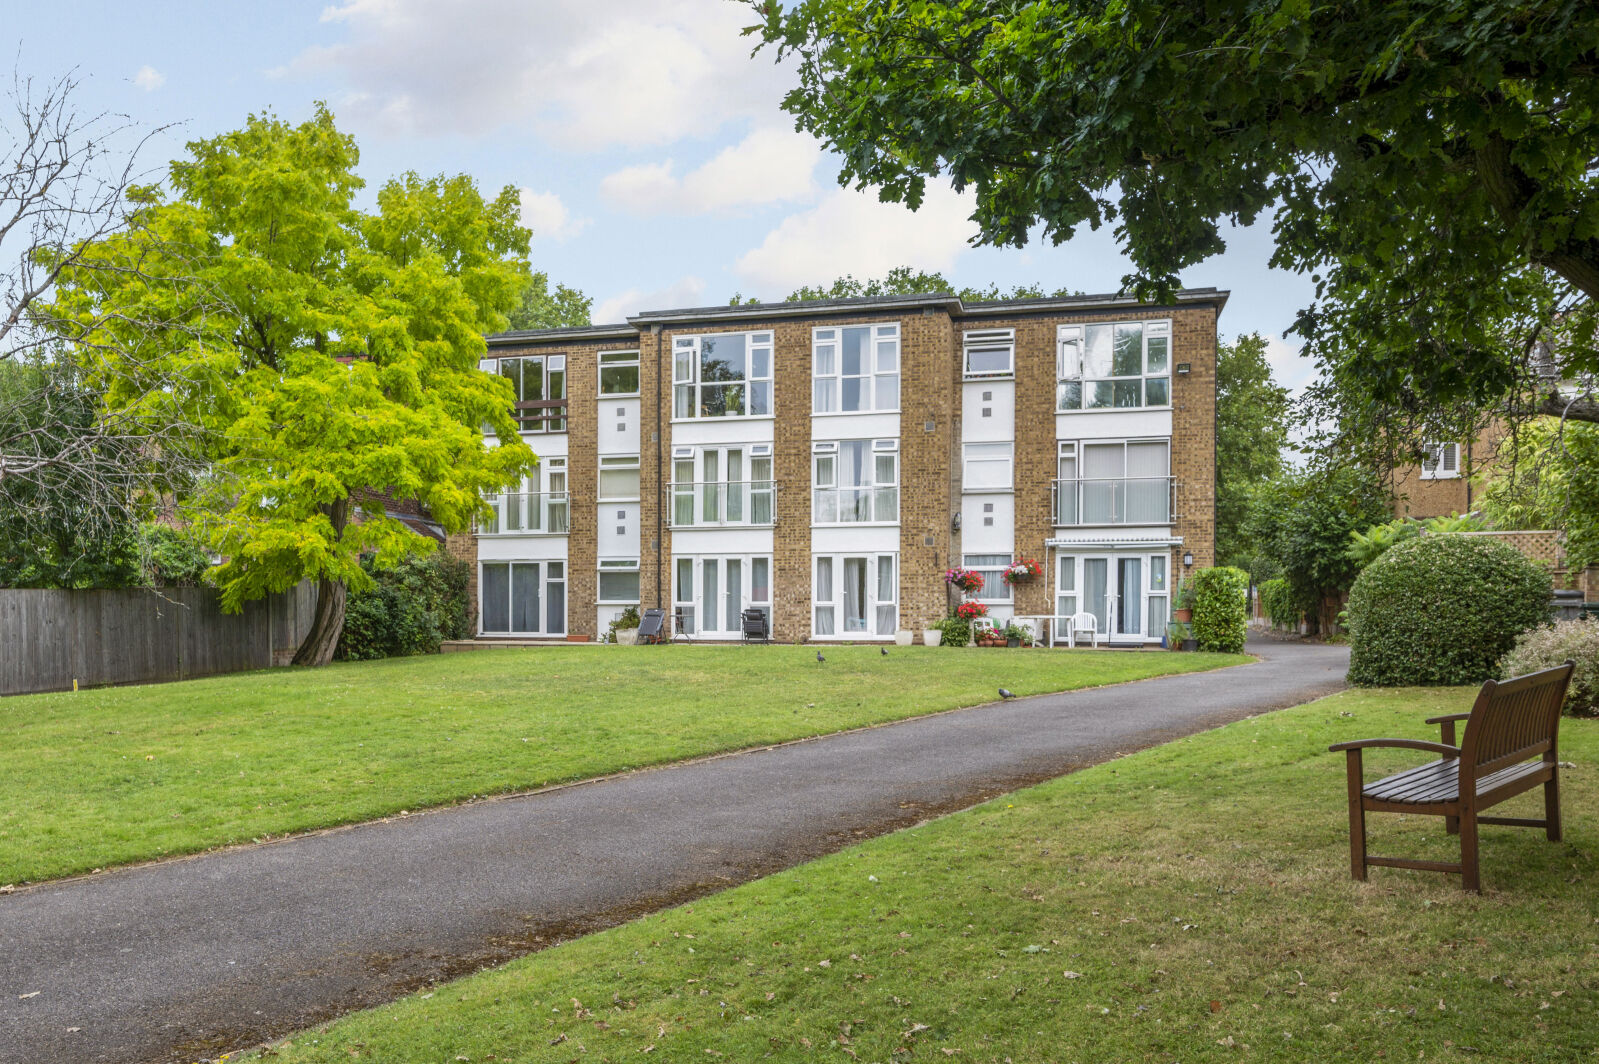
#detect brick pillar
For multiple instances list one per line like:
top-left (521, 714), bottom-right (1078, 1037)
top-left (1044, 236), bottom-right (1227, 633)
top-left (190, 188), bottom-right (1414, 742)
top-left (898, 309), bottom-right (956, 632)
top-left (566, 345), bottom-right (598, 638)
top-left (773, 321), bottom-right (813, 643)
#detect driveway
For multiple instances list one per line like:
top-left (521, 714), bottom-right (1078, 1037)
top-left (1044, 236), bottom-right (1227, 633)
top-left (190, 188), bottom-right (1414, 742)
top-left (0, 637), bottom-right (1348, 1063)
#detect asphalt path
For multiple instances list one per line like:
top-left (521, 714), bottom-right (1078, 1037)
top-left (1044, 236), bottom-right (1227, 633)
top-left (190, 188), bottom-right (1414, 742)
top-left (0, 637), bottom-right (1348, 1063)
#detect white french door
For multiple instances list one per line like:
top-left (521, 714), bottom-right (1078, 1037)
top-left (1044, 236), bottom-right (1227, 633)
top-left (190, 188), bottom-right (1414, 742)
top-left (673, 555), bottom-right (772, 638)
top-left (1055, 553), bottom-right (1169, 643)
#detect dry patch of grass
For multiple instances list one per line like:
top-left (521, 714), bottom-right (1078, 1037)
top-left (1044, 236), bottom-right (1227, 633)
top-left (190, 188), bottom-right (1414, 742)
top-left (251, 686), bottom-right (1599, 1064)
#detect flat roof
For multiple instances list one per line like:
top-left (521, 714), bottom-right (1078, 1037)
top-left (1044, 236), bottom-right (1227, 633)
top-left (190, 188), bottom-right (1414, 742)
top-left (484, 287), bottom-right (1228, 345)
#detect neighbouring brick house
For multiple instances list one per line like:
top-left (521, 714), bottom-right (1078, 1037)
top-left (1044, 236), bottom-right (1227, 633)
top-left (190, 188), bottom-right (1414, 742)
top-left (1391, 420), bottom-right (1508, 520)
top-left (447, 288), bottom-right (1225, 645)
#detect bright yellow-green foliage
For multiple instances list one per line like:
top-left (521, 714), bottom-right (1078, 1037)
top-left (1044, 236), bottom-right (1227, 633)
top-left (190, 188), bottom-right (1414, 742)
top-left (0, 645), bottom-right (1244, 884)
top-left (47, 105), bottom-right (536, 608)
top-left (252, 687), bottom-right (1599, 1064)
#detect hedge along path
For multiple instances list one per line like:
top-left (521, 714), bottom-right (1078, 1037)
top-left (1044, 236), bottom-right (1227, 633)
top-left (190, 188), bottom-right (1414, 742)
top-left (1347, 534), bottom-right (1551, 687)
top-left (1187, 565), bottom-right (1250, 653)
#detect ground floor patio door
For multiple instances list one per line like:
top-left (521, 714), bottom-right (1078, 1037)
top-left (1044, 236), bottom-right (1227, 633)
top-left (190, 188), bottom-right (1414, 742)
top-left (1056, 552), bottom-right (1169, 644)
top-left (674, 555), bottom-right (772, 638)
top-left (480, 560), bottom-right (566, 636)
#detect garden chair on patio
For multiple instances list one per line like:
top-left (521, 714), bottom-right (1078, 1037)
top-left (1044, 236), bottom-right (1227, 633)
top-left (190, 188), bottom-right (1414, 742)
top-left (1063, 612), bottom-right (1099, 648)
top-left (636, 608), bottom-right (667, 645)
top-left (1329, 660), bottom-right (1574, 892)
top-left (741, 608), bottom-right (771, 644)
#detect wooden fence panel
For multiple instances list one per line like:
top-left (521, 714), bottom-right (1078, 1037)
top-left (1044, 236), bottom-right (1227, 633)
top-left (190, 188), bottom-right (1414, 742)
top-left (0, 583), bottom-right (315, 696)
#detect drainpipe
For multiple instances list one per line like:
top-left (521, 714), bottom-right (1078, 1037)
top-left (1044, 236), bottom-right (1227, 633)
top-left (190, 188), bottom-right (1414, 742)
top-left (653, 325), bottom-right (664, 609)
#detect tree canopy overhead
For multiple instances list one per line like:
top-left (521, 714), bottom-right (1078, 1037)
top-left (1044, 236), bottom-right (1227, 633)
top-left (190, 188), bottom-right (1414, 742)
top-left (751, 1), bottom-right (1599, 423)
top-left (50, 105), bottom-right (539, 664)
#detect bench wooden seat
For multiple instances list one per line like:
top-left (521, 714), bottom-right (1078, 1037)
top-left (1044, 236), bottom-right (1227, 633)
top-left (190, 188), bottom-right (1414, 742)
top-left (1330, 661), bottom-right (1574, 892)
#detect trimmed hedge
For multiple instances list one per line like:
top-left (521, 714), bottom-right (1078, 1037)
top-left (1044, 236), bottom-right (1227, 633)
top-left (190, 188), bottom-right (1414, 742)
top-left (1500, 620), bottom-right (1599, 717)
top-left (1190, 566), bottom-right (1249, 653)
top-left (337, 551), bottom-right (472, 661)
top-left (1258, 576), bottom-right (1298, 629)
top-left (1347, 535), bottom-right (1550, 687)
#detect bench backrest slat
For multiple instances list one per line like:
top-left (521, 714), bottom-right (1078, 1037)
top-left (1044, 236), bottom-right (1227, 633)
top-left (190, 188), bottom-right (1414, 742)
top-left (1461, 662), bottom-right (1574, 778)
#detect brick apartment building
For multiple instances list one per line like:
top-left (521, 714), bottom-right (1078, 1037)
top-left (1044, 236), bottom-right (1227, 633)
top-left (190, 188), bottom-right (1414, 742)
top-left (446, 288), bottom-right (1225, 646)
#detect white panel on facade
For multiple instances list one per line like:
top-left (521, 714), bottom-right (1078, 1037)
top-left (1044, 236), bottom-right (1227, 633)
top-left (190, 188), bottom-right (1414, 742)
top-left (520, 433), bottom-right (568, 459)
top-left (810, 412), bottom-right (901, 442)
top-left (961, 492), bottom-right (1014, 553)
top-left (1056, 408), bottom-right (1173, 440)
top-left (961, 380), bottom-right (1015, 442)
top-left (598, 503), bottom-right (640, 557)
top-left (811, 525), bottom-right (900, 554)
top-left (670, 527), bottom-right (774, 556)
top-left (597, 398), bottom-right (640, 455)
top-left (478, 536), bottom-right (568, 562)
top-left (671, 418), bottom-right (776, 447)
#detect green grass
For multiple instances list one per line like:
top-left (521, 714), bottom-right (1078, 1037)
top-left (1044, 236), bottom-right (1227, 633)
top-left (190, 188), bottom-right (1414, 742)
top-left (0, 644), bottom-right (1243, 885)
top-left (248, 687), bottom-right (1599, 1064)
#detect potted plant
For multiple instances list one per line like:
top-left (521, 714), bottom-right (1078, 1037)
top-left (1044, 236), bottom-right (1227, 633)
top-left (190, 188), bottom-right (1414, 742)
top-left (894, 629), bottom-right (914, 647)
top-left (607, 606), bottom-right (642, 645)
top-left (1002, 621), bottom-right (1030, 648)
top-left (1172, 576), bottom-right (1196, 623)
top-left (955, 600), bottom-right (988, 621)
top-left (1167, 620), bottom-right (1197, 652)
top-left (922, 626), bottom-right (943, 647)
top-left (944, 566), bottom-right (985, 595)
top-left (1001, 558), bottom-right (1043, 588)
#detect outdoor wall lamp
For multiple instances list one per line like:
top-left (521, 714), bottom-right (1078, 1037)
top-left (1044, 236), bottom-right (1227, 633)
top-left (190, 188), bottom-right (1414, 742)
top-left (952, 513), bottom-right (962, 532)
top-left (1183, 552), bottom-right (1194, 567)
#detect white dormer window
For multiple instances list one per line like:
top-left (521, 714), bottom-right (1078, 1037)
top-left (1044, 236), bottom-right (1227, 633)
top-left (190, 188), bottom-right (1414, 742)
top-left (1421, 441), bottom-right (1460, 480)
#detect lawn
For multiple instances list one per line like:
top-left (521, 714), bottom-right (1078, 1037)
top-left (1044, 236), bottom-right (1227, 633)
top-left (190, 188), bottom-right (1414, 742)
top-left (0, 644), bottom-right (1244, 885)
top-left (248, 686), bottom-right (1599, 1064)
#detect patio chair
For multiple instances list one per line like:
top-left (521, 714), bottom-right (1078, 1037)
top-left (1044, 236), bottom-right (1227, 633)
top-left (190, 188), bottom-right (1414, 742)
top-left (741, 608), bottom-right (771, 644)
top-left (1064, 612), bottom-right (1099, 648)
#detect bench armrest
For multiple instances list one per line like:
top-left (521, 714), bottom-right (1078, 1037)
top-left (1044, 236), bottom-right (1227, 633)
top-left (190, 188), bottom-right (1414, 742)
top-left (1328, 738), bottom-right (1460, 757)
top-left (1423, 713), bottom-right (1472, 725)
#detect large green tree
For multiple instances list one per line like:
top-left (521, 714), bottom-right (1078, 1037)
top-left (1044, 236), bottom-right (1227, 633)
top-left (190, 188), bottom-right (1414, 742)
top-left (775, 265), bottom-right (1079, 303)
top-left (50, 106), bottom-right (537, 664)
top-left (506, 272), bottom-right (592, 330)
top-left (1215, 333), bottom-right (1290, 568)
top-left (751, 2), bottom-right (1599, 425)
top-left (1479, 419), bottom-right (1599, 572)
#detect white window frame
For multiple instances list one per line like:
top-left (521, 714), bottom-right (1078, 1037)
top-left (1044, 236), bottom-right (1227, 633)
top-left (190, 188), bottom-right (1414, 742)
top-left (599, 349), bottom-right (641, 397)
top-left (596, 558), bottom-right (641, 605)
top-left (812, 552), bottom-right (898, 639)
top-left (492, 354), bottom-right (568, 432)
top-left (962, 442), bottom-right (1014, 492)
top-left (964, 553), bottom-right (1013, 603)
top-left (963, 328), bottom-right (1015, 380)
top-left (812, 439), bottom-right (899, 525)
top-left (1420, 440), bottom-right (1461, 480)
top-left (1057, 320), bottom-right (1172, 411)
top-left (597, 454), bottom-right (641, 502)
top-left (671, 554), bottom-right (773, 638)
top-left (478, 559), bottom-right (566, 636)
top-left (672, 331), bottom-right (774, 420)
top-left (812, 323), bottom-right (901, 414)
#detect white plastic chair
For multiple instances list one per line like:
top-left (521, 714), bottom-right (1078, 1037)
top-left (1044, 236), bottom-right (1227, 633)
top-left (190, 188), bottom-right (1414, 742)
top-left (1064, 612), bottom-right (1099, 648)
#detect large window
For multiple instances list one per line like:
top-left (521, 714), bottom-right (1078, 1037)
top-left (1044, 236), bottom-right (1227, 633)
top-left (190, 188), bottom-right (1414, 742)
top-left (494, 355), bottom-right (567, 431)
top-left (479, 458), bottom-right (568, 534)
top-left (1057, 321), bottom-right (1170, 410)
top-left (813, 324), bottom-right (899, 412)
top-left (599, 350), bottom-right (640, 396)
top-left (598, 455), bottom-right (641, 500)
top-left (813, 439), bottom-right (898, 524)
top-left (1056, 553), bottom-right (1167, 642)
top-left (1055, 439), bottom-right (1171, 525)
top-left (814, 553), bottom-right (897, 637)
top-left (481, 560), bottom-right (565, 636)
top-left (964, 553), bottom-right (1012, 603)
top-left (671, 445), bottom-right (774, 526)
top-left (672, 555), bottom-right (771, 637)
top-left (1420, 440), bottom-right (1460, 480)
top-left (673, 332), bottom-right (773, 419)
top-left (964, 328), bottom-right (1015, 379)
top-left (962, 442), bottom-right (1013, 491)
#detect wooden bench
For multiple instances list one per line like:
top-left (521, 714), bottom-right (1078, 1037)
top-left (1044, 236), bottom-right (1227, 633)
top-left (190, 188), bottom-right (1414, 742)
top-left (1329, 661), bottom-right (1574, 892)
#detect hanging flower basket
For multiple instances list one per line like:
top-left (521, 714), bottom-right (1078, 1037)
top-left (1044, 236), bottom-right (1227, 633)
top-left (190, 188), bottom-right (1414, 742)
top-left (944, 566), bottom-right (985, 594)
top-left (955, 600), bottom-right (989, 621)
top-left (1001, 558), bottom-right (1043, 587)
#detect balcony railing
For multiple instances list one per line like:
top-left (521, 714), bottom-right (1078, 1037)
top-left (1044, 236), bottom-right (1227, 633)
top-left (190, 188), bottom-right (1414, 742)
top-left (670, 481), bottom-right (776, 527)
top-left (479, 491), bottom-right (570, 535)
top-left (512, 399), bottom-right (567, 433)
top-left (813, 485), bottom-right (899, 525)
top-left (1052, 476), bottom-right (1174, 526)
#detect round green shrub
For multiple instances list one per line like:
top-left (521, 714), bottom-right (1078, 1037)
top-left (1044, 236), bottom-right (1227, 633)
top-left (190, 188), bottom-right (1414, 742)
top-left (1347, 535), bottom-right (1550, 686)
top-left (934, 616), bottom-right (971, 647)
top-left (1258, 577), bottom-right (1298, 629)
top-left (1190, 566), bottom-right (1248, 653)
top-left (1499, 620), bottom-right (1599, 717)
top-left (337, 550), bottom-right (472, 660)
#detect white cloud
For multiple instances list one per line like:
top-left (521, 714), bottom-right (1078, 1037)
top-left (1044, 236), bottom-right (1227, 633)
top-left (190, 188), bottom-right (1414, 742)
top-left (282, 0), bottom-right (795, 149)
top-left (592, 275), bottom-right (707, 324)
top-left (735, 186), bottom-right (980, 294)
top-left (1261, 332), bottom-right (1320, 395)
top-left (517, 188), bottom-right (586, 242)
top-left (133, 66), bottom-right (165, 92)
top-left (600, 127), bottom-right (822, 215)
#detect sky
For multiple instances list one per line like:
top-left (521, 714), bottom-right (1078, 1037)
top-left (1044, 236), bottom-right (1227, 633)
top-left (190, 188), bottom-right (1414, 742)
top-left (11, 0), bottom-right (1319, 392)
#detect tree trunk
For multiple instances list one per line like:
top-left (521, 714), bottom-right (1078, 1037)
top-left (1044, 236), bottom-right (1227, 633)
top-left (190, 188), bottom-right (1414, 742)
top-left (291, 497), bottom-right (351, 667)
